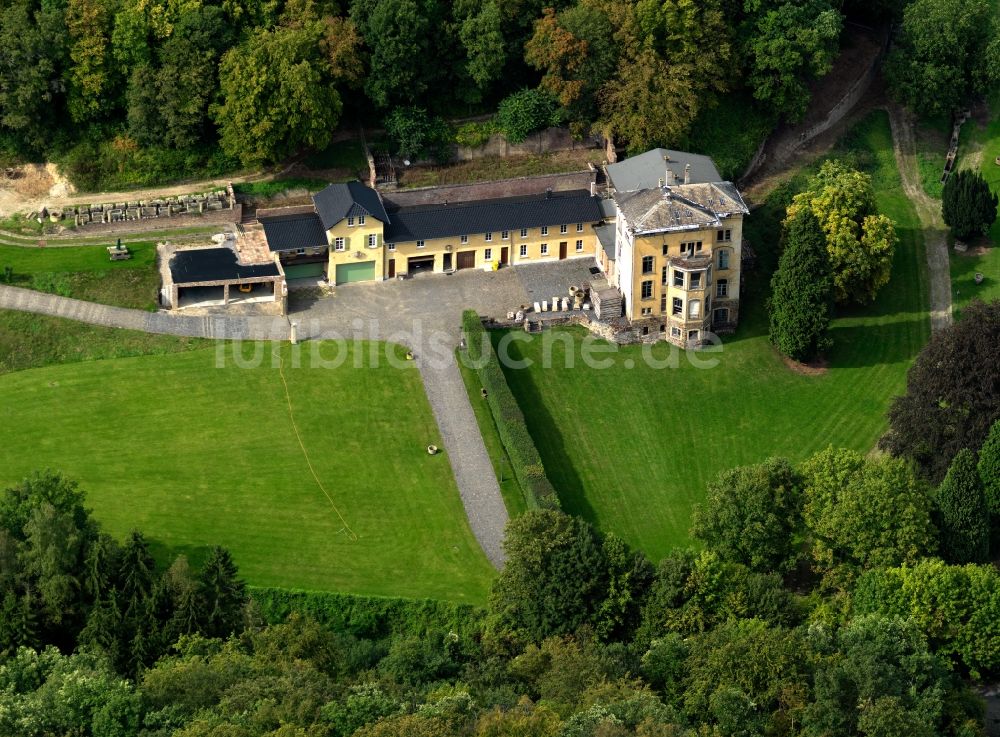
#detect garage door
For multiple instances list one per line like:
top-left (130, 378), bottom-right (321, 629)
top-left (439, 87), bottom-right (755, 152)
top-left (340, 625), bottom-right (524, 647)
top-left (335, 261), bottom-right (376, 284)
top-left (456, 250), bottom-right (476, 270)
top-left (283, 262), bottom-right (325, 279)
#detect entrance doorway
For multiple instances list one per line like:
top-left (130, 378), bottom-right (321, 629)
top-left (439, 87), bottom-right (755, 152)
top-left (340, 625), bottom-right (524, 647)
top-left (500, 246), bottom-right (509, 266)
top-left (559, 241), bottom-right (568, 260)
top-left (387, 259), bottom-right (395, 278)
top-left (443, 252), bottom-right (453, 271)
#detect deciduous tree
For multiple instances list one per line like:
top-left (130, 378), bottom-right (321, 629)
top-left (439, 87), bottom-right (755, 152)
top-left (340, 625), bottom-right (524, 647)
top-left (692, 458), bottom-right (804, 572)
top-left (801, 447), bottom-right (936, 584)
top-left (882, 299), bottom-right (1000, 480)
top-left (213, 20), bottom-right (344, 165)
top-left (741, 0), bottom-right (842, 121)
top-left (885, 0), bottom-right (1000, 117)
top-left (786, 161), bottom-right (897, 304)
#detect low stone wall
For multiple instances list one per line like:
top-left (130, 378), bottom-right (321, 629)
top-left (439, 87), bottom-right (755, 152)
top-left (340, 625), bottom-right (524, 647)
top-left (455, 127), bottom-right (604, 161)
top-left (64, 184), bottom-right (236, 227)
top-left (57, 204), bottom-right (241, 236)
top-left (382, 170), bottom-right (596, 207)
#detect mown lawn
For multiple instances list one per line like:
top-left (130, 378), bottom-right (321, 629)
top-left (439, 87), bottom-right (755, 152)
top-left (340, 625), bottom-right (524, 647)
top-left (0, 309), bottom-right (208, 375)
top-left (0, 240), bottom-right (160, 309)
top-left (497, 111), bottom-right (929, 559)
top-left (951, 89), bottom-right (1000, 314)
top-left (0, 342), bottom-right (495, 602)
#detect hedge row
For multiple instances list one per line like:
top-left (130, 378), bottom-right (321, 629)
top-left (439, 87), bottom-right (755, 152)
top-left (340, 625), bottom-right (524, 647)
top-left (461, 310), bottom-right (561, 511)
top-left (249, 587), bottom-right (484, 640)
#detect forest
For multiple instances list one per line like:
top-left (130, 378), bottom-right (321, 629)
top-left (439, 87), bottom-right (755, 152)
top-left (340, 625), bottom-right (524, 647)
top-left (3, 0), bottom-right (995, 190)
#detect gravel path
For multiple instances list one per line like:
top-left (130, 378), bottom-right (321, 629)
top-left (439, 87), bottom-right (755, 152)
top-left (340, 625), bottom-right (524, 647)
top-left (887, 104), bottom-right (953, 332)
top-left (416, 349), bottom-right (509, 567)
top-left (0, 284), bottom-right (290, 340)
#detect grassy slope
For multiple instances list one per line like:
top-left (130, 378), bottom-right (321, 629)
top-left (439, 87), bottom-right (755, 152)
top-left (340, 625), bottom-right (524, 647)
top-left (456, 350), bottom-right (528, 517)
top-left (951, 90), bottom-right (1000, 314)
top-left (0, 309), bottom-right (208, 375)
top-left (0, 342), bottom-right (495, 602)
top-left (0, 240), bottom-right (159, 309)
top-left (498, 112), bottom-right (929, 559)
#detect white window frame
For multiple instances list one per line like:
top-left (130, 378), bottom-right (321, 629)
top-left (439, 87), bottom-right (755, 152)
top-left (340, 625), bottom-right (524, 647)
top-left (560, 224), bottom-right (568, 234)
top-left (541, 226), bottom-right (549, 236)
top-left (671, 326), bottom-right (681, 338)
top-left (334, 237), bottom-right (345, 252)
top-left (484, 248), bottom-right (492, 260)
top-left (575, 239), bottom-right (583, 252)
top-left (347, 216), bottom-right (355, 226)
top-left (576, 222), bottom-right (584, 233)
top-left (460, 235), bottom-right (469, 244)
top-left (416, 240), bottom-right (425, 249)
top-left (367, 234), bottom-right (377, 248)
top-left (520, 227), bottom-right (528, 239)
top-left (501, 230), bottom-right (510, 240)
top-left (540, 243), bottom-right (549, 255)
top-left (485, 232), bottom-right (493, 242)
top-left (519, 244), bottom-right (528, 257)
top-left (387, 242), bottom-right (396, 251)
top-left (358, 214), bottom-right (366, 225)
top-left (689, 299), bottom-right (701, 318)
top-left (718, 249), bottom-right (730, 270)
top-left (717, 279), bottom-right (728, 298)
top-left (296, 247), bottom-right (306, 255)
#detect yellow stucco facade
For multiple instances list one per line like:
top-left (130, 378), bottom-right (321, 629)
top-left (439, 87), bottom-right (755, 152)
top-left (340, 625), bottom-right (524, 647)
top-left (323, 217), bottom-right (597, 284)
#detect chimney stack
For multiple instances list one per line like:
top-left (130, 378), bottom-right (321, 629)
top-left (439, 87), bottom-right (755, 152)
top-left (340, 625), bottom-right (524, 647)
top-left (665, 168), bottom-right (674, 187)
top-left (684, 163), bottom-right (691, 185)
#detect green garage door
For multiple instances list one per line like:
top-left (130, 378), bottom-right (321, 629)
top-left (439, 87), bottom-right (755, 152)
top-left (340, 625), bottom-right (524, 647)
top-left (283, 262), bottom-right (326, 279)
top-left (335, 261), bottom-right (376, 284)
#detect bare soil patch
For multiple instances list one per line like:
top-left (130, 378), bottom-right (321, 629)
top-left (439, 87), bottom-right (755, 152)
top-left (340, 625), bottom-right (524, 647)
top-left (781, 353), bottom-right (830, 376)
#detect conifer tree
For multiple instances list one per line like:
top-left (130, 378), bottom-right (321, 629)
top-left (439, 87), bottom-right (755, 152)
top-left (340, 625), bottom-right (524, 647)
top-left (199, 547), bottom-right (247, 638)
top-left (942, 169), bottom-right (998, 241)
top-left (938, 449), bottom-right (990, 563)
top-left (978, 420), bottom-right (1000, 518)
top-left (769, 208), bottom-right (834, 361)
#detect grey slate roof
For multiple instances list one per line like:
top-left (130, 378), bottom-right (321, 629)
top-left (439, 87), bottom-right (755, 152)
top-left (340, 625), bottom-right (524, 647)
top-left (383, 190), bottom-right (602, 243)
top-left (595, 224), bottom-right (616, 261)
top-left (606, 148), bottom-right (722, 192)
top-left (313, 181), bottom-right (390, 230)
top-left (613, 182), bottom-right (749, 235)
top-left (169, 248), bottom-right (280, 284)
top-left (260, 213), bottom-right (328, 252)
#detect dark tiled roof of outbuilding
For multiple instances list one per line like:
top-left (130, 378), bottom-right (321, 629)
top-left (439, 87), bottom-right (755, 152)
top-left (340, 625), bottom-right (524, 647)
top-left (313, 181), bottom-right (390, 230)
top-left (383, 190), bottom-right (602, 243)
top-left (260, 213), bottom-right (328, 252)
top-left (169, 247), bottom-right (280, 284)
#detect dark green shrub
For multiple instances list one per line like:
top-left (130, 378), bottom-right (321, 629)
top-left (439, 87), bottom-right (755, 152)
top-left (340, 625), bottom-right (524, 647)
top-left (495, 89), bottom-right (560, 144)
top-left (942, 169), bottom-right (998, 241)
top-left (461, 311), bottom-right (560, 510)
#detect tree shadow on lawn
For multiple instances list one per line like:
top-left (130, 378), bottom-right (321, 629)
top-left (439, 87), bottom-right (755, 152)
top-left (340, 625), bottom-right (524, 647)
top-left (824, 317), bottom-right (928, 369)
top-left (497, 339), bottom-right (598, 526)
top-left (146, 537), bottom-right (215, 572)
